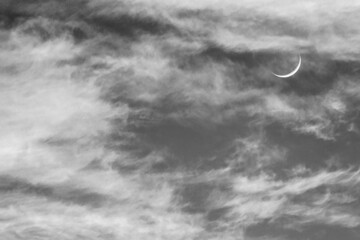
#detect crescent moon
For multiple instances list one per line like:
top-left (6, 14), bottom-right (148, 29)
top-left (272, 55), bottom-right (301, 78)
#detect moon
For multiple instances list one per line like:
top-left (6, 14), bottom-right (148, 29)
top-left (272, 55), bottom-right (302, 78)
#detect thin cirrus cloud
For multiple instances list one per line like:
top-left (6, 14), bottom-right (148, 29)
top-left (1, 0), bottom-right (360, 239)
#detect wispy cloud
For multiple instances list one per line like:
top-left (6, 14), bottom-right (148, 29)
top-left (2, 0), bottom-right (360, 239)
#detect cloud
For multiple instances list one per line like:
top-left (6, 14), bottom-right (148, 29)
top-left (227, 169), bottom-right (360, 230)
top-left (2, 0), bottom-right (360, 239)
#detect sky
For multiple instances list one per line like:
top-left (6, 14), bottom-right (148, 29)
top-left (1, 0), bottom-right (360, 239)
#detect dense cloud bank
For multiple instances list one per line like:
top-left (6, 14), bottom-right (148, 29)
top-left (1, 0), bottom-right (360, 239)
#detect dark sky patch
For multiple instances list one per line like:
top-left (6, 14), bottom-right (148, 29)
top-left (0, 0), bottom-right (89, 20)
top-left (245, 221), bottom-right (360, 240)
top-left (264, 122), bottom-right (335, 176)
top-left (86, 14), bottom-right (176, 39)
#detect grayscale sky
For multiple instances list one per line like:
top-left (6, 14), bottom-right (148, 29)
top-left (1, 0), bottom-right (360, 239)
